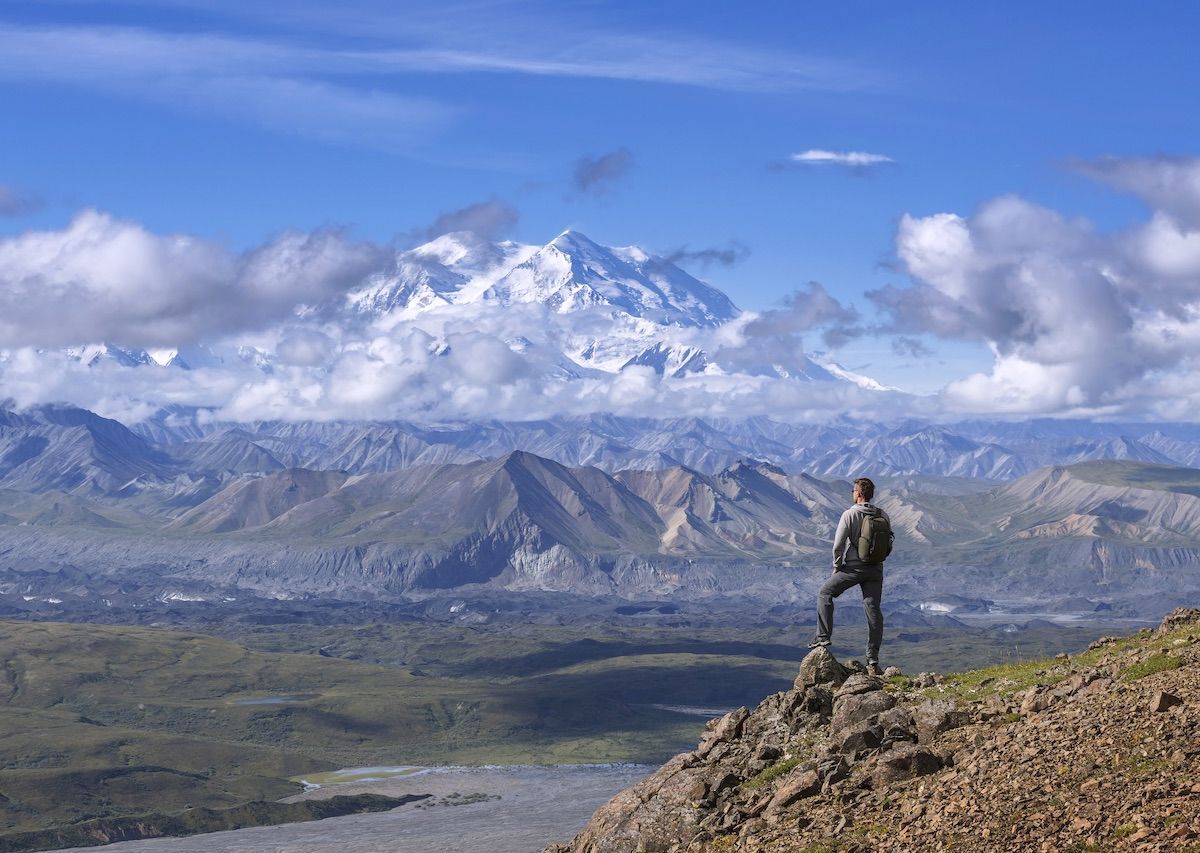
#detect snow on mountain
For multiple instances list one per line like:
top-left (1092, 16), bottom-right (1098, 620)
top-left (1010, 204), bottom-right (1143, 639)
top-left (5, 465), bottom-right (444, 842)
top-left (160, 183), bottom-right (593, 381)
top-left (346, 232), bottom-right (537, 324)
top-left (810, 356), bottom-right (898, 391)
top-left (620, 342), bottom-right (709, 377)
top-left (65, 343), bottom-right (157, 368)
top-left (483, 230), bottom-right (739, 327)
top-left (343, 228), bottom-right (750, 375)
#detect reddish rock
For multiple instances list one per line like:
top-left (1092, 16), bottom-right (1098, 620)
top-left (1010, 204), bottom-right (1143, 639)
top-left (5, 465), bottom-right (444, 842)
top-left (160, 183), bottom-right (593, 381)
top-left (766, 768), bottom-right (821, 812)
top-left (1150, 690), bottom-right (1183, 712)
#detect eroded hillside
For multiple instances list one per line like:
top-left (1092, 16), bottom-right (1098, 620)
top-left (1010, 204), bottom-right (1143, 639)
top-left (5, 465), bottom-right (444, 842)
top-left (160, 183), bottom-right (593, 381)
top-left (549, 608), bottom-right (1200, 852)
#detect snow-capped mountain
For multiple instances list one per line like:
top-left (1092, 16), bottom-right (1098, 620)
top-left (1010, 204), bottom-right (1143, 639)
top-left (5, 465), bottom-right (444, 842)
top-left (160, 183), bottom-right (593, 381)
top-left (342, 229), bottom-right (747, 372)
top-left (481, 230), bottom-right (739, 327)
top-left (46, 228), bottom-right (891, 419)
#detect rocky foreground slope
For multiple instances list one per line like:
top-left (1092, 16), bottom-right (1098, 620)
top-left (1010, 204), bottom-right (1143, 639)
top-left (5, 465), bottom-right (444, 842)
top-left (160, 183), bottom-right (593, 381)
top-left (549, 609), bottom-right (1200, 852)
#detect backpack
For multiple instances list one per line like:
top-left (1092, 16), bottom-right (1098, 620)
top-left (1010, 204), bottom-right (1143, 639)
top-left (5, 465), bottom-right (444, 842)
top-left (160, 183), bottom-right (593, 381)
top-left (857, 508), bottom-right (894, 564)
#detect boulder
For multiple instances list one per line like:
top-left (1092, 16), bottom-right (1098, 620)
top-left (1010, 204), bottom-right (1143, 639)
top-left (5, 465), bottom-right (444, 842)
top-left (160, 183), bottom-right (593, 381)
top-left (830, 690), bottom-right (896, 735)
top-left (557, 752), bottom-right (710, 852)
top-left (912, 672), bottom-right (941, 688)
top-left (875, 706), bottom-right (918, 746)
top-left (834, 673), bottom-right (885, 699)
top-left (837, 720), bottom-right (884, 755)
top-left (1019, 688), bottom-right (1055, 716)
top-left (794, 647), bottom-right (853, 690)
top-left (914, 699), bottom-right (972, 743)
top-left (871, 743), bottom-right (943, 788)
top-left (765, 767), bottom-right (821, 812)
top-left (796, 685), bottom-right (834, 721)
top-left (697, 707), bottom-right (749, 758)
top-left (1151, 691), bottom-right (1183, 713)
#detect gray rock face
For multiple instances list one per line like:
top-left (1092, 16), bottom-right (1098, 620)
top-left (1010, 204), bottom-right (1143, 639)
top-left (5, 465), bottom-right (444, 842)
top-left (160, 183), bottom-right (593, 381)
top-left (830, 690), bottom-right (897, 735)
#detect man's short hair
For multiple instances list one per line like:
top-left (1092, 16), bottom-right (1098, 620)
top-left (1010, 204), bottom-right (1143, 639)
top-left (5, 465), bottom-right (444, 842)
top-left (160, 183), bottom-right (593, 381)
top-left (853, 477), bottom-right (875, 501)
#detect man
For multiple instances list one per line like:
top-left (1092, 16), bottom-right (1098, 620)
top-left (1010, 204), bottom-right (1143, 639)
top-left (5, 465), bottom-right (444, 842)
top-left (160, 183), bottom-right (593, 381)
top-left (809, 477), bottom-right (891, 676)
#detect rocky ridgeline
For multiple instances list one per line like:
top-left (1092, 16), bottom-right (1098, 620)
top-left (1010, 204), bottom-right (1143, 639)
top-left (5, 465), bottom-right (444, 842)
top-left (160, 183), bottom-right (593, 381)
top-left (548, 608), bottom-right (1200, 853)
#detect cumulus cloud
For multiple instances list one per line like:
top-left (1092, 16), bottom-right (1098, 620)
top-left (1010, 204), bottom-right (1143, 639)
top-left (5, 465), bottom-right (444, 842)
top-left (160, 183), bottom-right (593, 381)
top-left (1075, 156), bottom-right (1200, 227)
top-left (0, 185), bottom-right (41, 216)
top-left (0, 210), bottom-right (385, 348)
top-left (789, 149), bottom-right (894, 171)
top-left (573, 147), bottom-right (634, 195)
top-left (869, 160), bottom-right (1200, 416)
top-left (743, 282), bottom-right (857, 339)
top-left (708, 282), bottom-right (860, 374)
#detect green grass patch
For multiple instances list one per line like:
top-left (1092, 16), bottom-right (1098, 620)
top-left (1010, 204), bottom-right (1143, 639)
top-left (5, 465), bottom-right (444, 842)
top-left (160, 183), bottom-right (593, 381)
top-left (740, 757), bottom-right (802, 791)
top-left (1119, 654), bottom-right (1183, 681)
top-left (929, 657), bottom-right (1058, 702)
top-left (1113, 822), bottom-right (1137, 839)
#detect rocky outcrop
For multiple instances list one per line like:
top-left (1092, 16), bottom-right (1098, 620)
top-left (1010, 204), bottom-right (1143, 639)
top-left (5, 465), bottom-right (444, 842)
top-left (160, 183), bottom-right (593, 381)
top-left (549, 607), bottom-right (1200, 853)
top-left (546, 647), bottom-right (949, 853)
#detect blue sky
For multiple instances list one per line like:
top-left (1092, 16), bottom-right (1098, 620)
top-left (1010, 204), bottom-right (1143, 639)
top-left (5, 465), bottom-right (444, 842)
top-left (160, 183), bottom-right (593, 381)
top-left (2, 1), bottom-right (1200, 413)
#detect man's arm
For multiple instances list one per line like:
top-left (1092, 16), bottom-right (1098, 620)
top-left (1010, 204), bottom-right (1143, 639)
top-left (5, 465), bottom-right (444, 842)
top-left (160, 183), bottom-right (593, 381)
top-left (832, 510), bottom-right (851, 570)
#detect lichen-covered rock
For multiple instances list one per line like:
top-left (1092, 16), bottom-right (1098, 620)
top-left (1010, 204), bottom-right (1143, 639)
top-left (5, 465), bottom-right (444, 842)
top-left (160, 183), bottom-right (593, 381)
top-left (556, 752), bottom-right (714, 853)
top-left (837, 719), bottom-right (884, 755)
top-left (697, 707), bottom-right (749, 758)
top-left (553, 615), bottom-right (1200, 853)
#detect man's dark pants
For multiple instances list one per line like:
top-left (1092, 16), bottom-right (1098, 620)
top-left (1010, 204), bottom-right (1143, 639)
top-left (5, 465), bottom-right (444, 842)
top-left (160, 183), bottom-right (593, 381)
top-left (816, 566), bottom-right (883, 663)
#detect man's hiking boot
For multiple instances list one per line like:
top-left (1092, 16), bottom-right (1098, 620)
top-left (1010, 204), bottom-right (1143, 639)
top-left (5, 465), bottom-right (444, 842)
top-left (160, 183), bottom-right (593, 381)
top-left (867, 662), bottom-right (883, 677)
top-left (807, 638), bottom-right (831, 650)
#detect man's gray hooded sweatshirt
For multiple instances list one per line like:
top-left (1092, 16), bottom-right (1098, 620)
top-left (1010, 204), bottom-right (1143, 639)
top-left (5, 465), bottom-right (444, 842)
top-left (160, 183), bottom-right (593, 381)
top-left (832, 502), bottom-right (890, 571)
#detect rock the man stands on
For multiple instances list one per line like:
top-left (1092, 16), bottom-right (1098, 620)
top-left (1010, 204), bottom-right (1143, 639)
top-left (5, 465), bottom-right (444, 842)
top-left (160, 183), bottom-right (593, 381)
top-left (810, 477), bottom-right (893, 676)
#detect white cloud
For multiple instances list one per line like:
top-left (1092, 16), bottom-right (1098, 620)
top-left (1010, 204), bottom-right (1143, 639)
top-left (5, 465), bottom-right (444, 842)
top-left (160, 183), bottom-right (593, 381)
top-left (870, 159), bottom-right (1200, 418)
top-left (1076, 156), bottom-right (1200, 228)
top-left (0, 210), bottom-right (383, 348)
top-left (790, 149), bottom-right (894, 168)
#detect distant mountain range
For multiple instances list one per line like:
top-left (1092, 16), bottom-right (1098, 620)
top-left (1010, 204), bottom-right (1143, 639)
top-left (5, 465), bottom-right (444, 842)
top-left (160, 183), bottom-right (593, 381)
top-left (1, 403), bottom-right (1200, 616)
top-left (7, 404), bottom-right (1200, 498)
